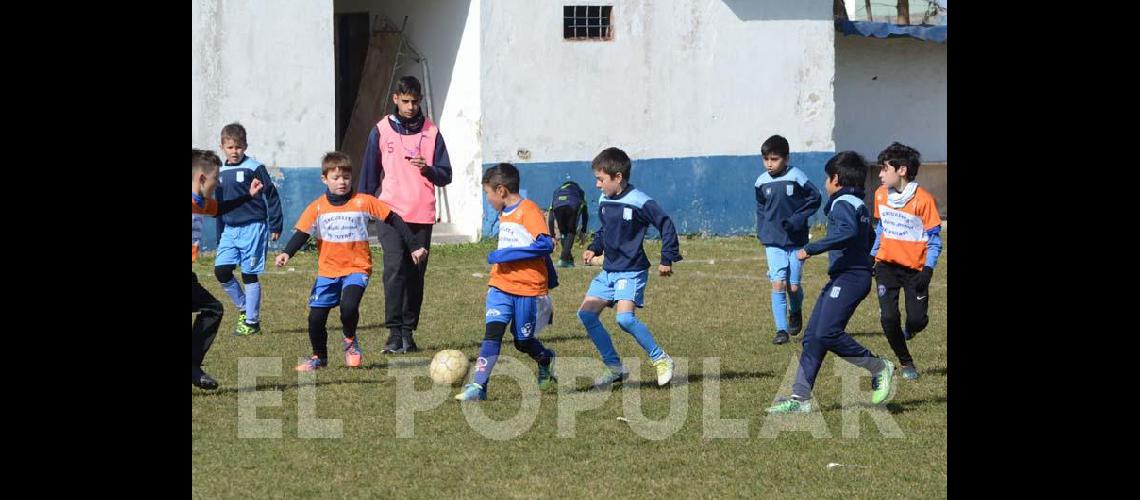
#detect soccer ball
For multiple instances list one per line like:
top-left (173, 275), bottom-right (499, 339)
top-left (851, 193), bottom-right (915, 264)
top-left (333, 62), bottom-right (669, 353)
top-left (429, 350), bottom-right (470, 386)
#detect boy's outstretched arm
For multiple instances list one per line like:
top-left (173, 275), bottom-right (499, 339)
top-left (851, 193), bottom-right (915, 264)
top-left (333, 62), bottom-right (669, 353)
top-left (214, 178), bottom-right (263, 216)
top-left (583, 218), bottom-right (605, 264)
top-left (488, 234), bottom-right (555, 264)
top-left (643, 200), bottom-right (682, 275)
top-left (274, 228), bottom-right (310, 267)
top-left (802, 200), bottom-right (859, 258)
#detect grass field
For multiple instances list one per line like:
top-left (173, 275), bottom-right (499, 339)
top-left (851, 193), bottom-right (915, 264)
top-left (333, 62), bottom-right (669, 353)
top-left (192, 233), bottom-right (947, 498)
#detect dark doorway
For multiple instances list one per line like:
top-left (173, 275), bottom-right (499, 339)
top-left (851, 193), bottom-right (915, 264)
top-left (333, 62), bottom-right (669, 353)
top-left (335, 13), bottom-right (371, 150)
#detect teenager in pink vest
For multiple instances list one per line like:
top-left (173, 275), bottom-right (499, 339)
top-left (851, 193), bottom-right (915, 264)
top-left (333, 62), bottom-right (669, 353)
top-left (358, 76), bottom-right (453, 353)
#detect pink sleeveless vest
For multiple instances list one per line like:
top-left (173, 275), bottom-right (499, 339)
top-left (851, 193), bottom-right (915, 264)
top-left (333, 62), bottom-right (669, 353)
top-left (376, 116), bottom-right (438, 224)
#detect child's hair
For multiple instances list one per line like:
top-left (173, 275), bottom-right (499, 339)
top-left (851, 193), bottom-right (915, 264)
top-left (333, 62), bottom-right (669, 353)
top-left (192, 148), bottom-right (222, 173)
top-left (877, 142), bottom-right (922, 181)
top-left (395, 76), bottom-right (423, 98)
top-left (321, 151), bottom-right (353, 176)
top-left (482, 163), bottom-right (520, 193)
top-left (591, 147), bottom-right (632, 180)
top-left (761, 135), bottom-right (790, 158)
top-left (824, 151), bottom-right (869, 188)
top-left (220, 122), bottom-right (248, 146)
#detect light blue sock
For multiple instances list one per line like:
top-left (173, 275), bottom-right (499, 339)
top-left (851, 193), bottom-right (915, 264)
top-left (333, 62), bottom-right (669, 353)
top-left (788, 286), bottom-right (804, 313)
top-left (221, 278), bottom-right (245, 311)
top-left (771, 290), bottom-right (789, 331)
top-left (244, 281), bottom-right (262, 323)
top-left (578, 310), bottom-right (621, 367)
top-left (615, 312), bottom-right (664, 361)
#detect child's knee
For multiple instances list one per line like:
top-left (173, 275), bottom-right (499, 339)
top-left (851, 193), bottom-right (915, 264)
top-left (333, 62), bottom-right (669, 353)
top-left (879, 306), bottom-right (901, 325)
top-left (214, 265), bottom-right (236, 283)
top-left (241, 273), bottom-right (259, 284)
top-left (788, 283), bottom-right (800, 294)
top-left (307, 307), bottom-right (330, 328)
top-left (615, 311), bottom-right (640, 332)
top-left (771, 280), bottom-right (786, 293)
top-left (513, 338), bottom-right (533, 353)
top-left (577, 309), bottom-right (600, 326)
top-left (905, 316), bottom-right (928, 334)
top-left (484, 321), bottom-right (508, 342)
top-left (339, 301), bottom-right (359, 319)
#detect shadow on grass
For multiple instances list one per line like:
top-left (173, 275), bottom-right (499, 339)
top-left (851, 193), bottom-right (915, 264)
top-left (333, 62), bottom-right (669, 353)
top-left (568, 370), bottom-right (775, 393)
top-left (192, 377), bottom-right (383, 397)
top-left (817, 395), bottom-right (947, 415)
top-left (265, 327), bottom-right (586, 352)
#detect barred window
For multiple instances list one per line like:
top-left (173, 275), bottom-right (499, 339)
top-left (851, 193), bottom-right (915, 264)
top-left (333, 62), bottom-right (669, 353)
top-left (563, 5), bottom-right (613, 41)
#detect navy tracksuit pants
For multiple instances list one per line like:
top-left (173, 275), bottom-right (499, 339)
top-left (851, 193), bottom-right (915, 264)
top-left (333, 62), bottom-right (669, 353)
top-left (792, 269), bottom-right (886, 399)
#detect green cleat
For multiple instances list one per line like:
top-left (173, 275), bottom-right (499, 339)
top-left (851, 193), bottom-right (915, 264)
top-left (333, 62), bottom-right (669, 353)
top-left (232, 312), bottom-right (248, 336)
top-left (234, 320), bottom-right (260, 337)
top-left (871, 359), bottom-right (896, 405)
top-left (765, 396), bottom-right (813, 414)
top-left (537, 350), bottom-right (558, 392)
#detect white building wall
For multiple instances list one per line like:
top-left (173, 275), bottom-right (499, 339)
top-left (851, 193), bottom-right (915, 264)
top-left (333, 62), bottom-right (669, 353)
top-left (834, 34), bottom-right (947, 161)
top-left (481, 0), bottom-right (837, 162)
top-left (192, 0), bottom-right (335, 167)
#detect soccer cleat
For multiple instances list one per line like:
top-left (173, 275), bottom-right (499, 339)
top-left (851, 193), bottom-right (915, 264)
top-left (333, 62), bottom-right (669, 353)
top-left (404, 332), bottom-right (420, 353)
top-left (871, 359), bottom-right (896, 404)
top-left (343, 337), bottom-right (363, 368)
top-left (294, 355), bottom-right (327, 372)
top-left (772, 330), bottom-right (790, 345)
top-left (232, 312), bottom-right (248, 336)
top-left (380, 331), bottom-right (402, 354)
top-left (652, 354), bottom-right (675, 386)
top-left (537, 349), bottom-right (557, 392)
top-left (384, 331), bottom-right (419, 354)
top-left (557, 259), bottom-right (575, 268)
top-left (787, 309), bottom-right (803, 336)
top-left (593, 365), bottom-right (629, 389)
top-left (765, 396), bottom-right (812, 414)
top-left (192, 370), bottom-right (219, 390)
top-left (234, 321), bottom-right (260, 337)
top-left (454, 382), bottom-right (487, 401)
top-left (900, 364), bottom-right (920, 380)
